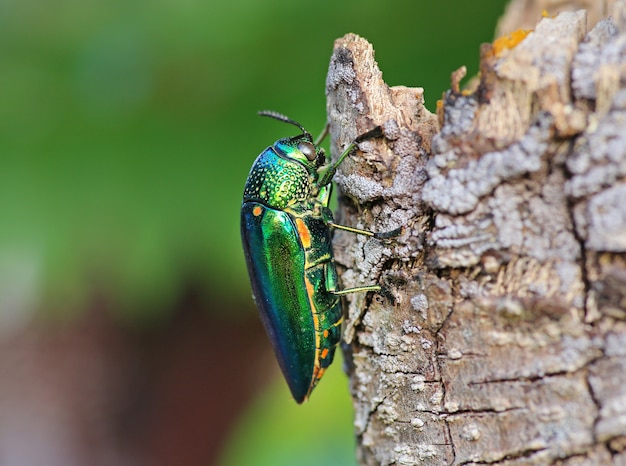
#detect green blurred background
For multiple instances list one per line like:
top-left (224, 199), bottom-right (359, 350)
top-left (0, 0), bottom-right (507, 464)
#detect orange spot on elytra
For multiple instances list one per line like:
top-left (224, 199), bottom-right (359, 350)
top-left (252, 205), bottom-right (262, 216)
top-left (321, 348), bottom-right (329, 359)
top-left (295, 218), bottom-right (311, 248)
top-left (305, 277), bottom-right (315, 298)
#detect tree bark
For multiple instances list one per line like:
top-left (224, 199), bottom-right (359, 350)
top-left (326, 1), bottom-right (626, 464)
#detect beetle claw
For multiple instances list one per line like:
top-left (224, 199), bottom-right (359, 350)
top-left (379, 284), bottom-right (397, 304)
top-left (373, 226), bottom-right (403, 240)
top-left (354, 125), bottom-right (383, 143)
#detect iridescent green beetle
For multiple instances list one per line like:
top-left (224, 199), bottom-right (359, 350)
top-left (241, 111), bottom-right (396, 403)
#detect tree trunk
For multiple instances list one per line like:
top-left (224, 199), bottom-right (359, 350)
top-left (326, 1), bottom-right (626, 464)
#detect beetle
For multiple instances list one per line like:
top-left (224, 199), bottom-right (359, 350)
top-left (240, 111), bottom-right (397, 403)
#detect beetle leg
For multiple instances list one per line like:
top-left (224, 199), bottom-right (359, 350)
top-left (324, 261), bottom-right (381, 295)
top-left (332, 284), bottom-right (382, 295)
top-left (318, 126), bottom-right (383, 187)
top-left (325, 261), bottom-right (339, 293)
top-left (317, 184), bottom-right (332, 207)
top-left (328, 222), bottom-right (403, 240)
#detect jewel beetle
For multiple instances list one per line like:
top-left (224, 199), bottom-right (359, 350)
top-left (240, 111), bottom-right (397, 403)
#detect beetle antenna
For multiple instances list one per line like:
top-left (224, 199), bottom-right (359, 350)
top-left (258, 110), bottom-right (310, 137)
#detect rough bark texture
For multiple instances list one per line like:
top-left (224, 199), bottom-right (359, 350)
top-left (326, 2), bottom-right (626, 465)
top-left (495, 0), bottom-right (617, 40)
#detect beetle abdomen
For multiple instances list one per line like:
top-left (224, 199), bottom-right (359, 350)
top-left (304, 265), bottom-right (343, 396)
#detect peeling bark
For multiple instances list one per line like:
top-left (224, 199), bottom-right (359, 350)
top-left (325, 2), bottom-right (626, 465)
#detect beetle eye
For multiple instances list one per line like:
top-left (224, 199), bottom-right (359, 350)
top-left (298, 141), bottom-right (317, 161)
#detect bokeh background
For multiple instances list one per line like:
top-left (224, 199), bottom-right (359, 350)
top-left (0, 1), bottom-right (508, 464)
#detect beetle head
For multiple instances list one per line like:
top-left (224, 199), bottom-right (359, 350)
top-left (259, 111), bottom-right (326, 171)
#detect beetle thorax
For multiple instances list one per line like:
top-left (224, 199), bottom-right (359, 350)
top-left (243, 149), bottom-right (314, 209)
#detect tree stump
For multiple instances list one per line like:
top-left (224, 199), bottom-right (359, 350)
top-left (326, 1), bottom-right (626, 464)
